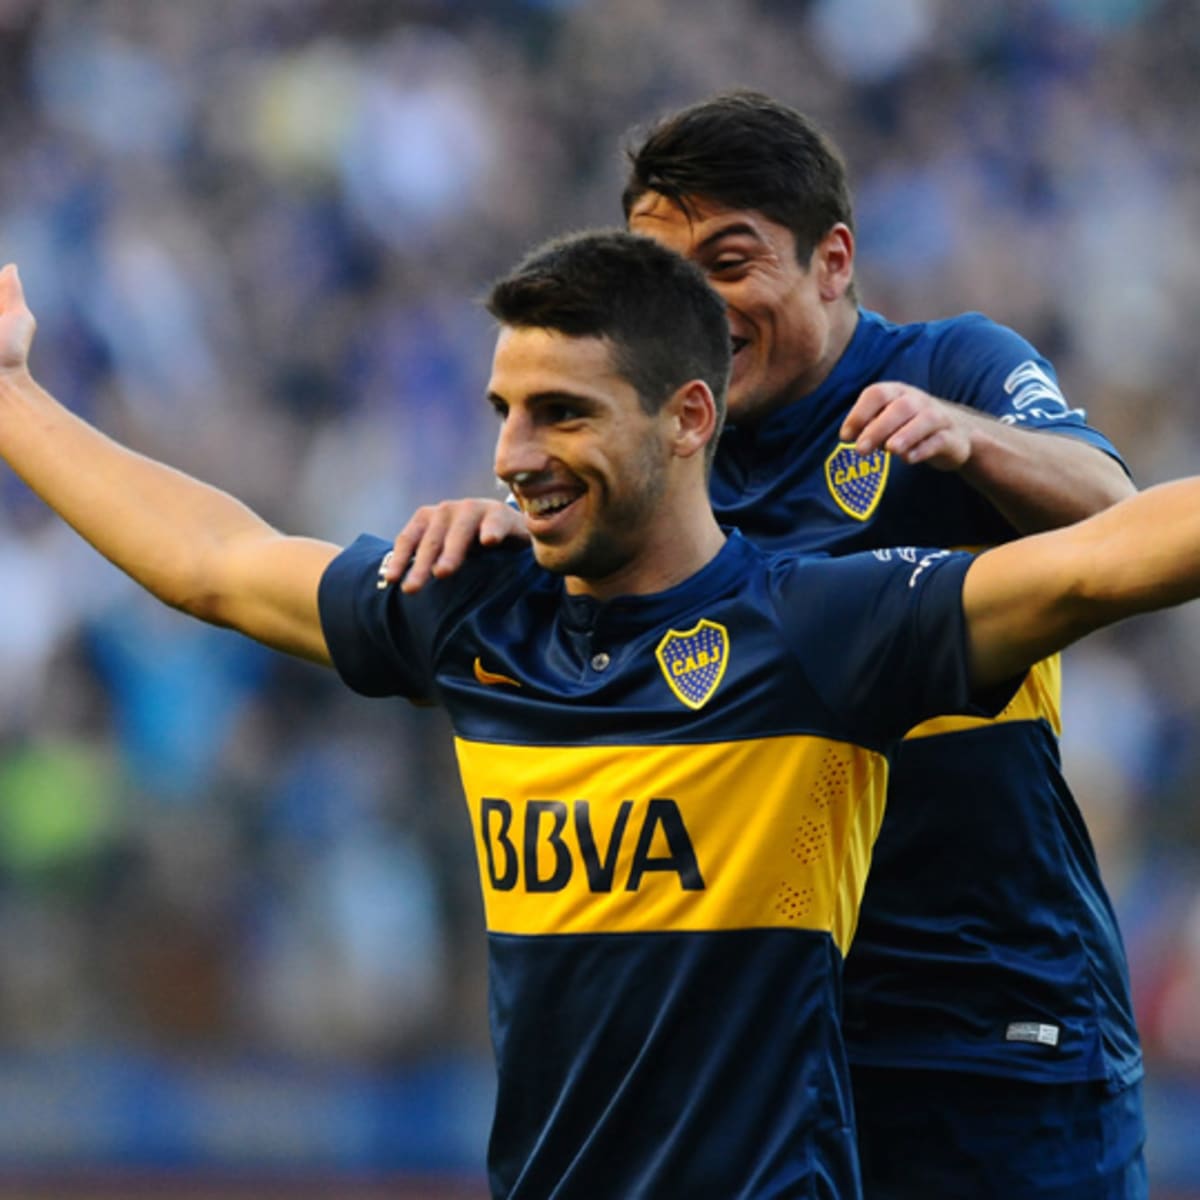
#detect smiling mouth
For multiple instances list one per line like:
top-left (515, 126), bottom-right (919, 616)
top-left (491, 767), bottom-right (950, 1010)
top-left (511, 483), bottom-right (586, 530)
top-left (524, 492), bottom-right (578, 518)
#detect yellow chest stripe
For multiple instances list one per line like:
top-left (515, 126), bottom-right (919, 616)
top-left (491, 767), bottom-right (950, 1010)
top-left (454, 735), bottom-right (889, 955)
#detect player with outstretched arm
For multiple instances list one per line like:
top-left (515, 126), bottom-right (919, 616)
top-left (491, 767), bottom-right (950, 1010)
top-left (387, 91), bottom-right (1145, 1200)
top-left (0, 234), bottom-right (1190, 1199)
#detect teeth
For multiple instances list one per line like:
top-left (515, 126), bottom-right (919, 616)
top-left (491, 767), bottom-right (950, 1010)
top-left (527, 494), bottom-right (575, 516)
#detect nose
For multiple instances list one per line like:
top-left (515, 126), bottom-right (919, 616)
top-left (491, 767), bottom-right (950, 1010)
top-left (493, 408), bottom-right (547, 484)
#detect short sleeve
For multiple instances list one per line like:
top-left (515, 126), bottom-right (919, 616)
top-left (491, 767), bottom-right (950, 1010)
top-left (769, 547), bottom-right (1015, 744)
top-left (318, 534), bottom-right (436, 700)
top-left (931, 315), bottom-right (1126, 467)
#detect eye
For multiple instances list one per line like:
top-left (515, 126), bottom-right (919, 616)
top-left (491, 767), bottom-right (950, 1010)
top-left (708, 255), bottom-right (748, 277)
top-left (489, 397), bottom-right (509, 419)
top-left (543, 402), bottom-right (581, 423)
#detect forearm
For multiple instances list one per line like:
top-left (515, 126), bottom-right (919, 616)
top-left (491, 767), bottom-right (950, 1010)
top-left (958, 413), bottom-right (1134, 533)
top-left (0, 366), bottom-right (281, 615)
top-left (965, 477), bottom-right (1200, 686)
top-left (1071, 478), bottom-right (1200, 619)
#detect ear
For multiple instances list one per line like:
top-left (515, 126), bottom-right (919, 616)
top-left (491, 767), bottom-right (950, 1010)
top-left (813, 223), bottom-right (855, 302)
top-left (665, 379), bottom-right (719, 462)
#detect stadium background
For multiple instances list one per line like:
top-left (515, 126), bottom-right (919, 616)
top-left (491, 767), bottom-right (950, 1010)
top-left (0, 0), bottom-right (1198, 1195)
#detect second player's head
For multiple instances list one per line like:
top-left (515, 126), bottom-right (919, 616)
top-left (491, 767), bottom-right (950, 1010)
top-left (623, 91), bottom-right (859, 424)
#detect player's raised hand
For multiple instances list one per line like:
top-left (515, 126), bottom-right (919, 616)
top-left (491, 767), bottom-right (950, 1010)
top-left (841, 381), bottom-right (973, 470)
top-left (0, 265), bottom-right (36, 377)
top-left (382, 497), bottom-right (529, 592)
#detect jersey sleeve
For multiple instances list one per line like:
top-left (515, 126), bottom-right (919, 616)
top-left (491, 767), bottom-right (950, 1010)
top-left (930, 314), bottom-right (1126, 467)
top-left (320, 534), bottom-right (531, 702)
top-left (318, 534), bottom-right (437, 699)
top-left (769, 547), bottom-right (1015, 744)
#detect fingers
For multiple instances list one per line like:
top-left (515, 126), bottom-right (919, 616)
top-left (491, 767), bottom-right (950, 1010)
top-left (479, 501), bottom-right (531, 546)
top-left (841, 383), bottom-right (970, 469)
top-left (839, 381), bottom-right (902, 445)
top-left (415, 501), bottom-right (498, 587)
top-left (386, 499), bottom-right (527, 594)
top-left (0, 264), bottom-right (35, 373)
top-left (385, 509), bottom-right (432, 586)
top-left (398, 504), bottom-right (453, 593)
top-left (874, 406), bottom-right (944, 458)
top-left (841, 383), bottom-right (924, 453)
top-left (893, 425), bottom-right (958, 466)
top-left (0, 264), bottom-right (22, 310)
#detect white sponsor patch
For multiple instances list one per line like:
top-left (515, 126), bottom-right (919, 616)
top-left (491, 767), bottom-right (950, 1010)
top-left (1005, 1021), bottom-right (1060, 1047)
top-left (1000, 360), bottom-right (1085, 426)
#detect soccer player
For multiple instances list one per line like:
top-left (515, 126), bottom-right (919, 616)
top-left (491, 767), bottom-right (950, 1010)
top-left (388, 93), bottom-right (1146, 1198)
top-left (1, 230), bottom-right (1187, 1200)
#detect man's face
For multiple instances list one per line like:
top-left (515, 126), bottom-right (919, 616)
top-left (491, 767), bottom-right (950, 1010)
top-left (628, 192), bottom-right (842, 423)
top-left (488, 326), bottom-right (670, 592)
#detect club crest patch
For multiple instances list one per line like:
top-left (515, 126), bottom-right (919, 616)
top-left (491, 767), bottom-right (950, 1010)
top-left (655, 619), bottom-right (730, 711)
top-left (825, 442), bottom-right (890, 521)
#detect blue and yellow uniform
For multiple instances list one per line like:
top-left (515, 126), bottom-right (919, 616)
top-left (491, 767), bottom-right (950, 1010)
top-left (319, 530), bottom-right (1002, 1200)
top-left (711, 309), bottom-right (1144, 1195)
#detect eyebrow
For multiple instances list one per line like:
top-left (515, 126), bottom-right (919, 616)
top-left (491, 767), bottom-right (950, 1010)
top-left (694, 221), bottom-right (764, 253)
top-left (486, 389), bottom-right (600, 409)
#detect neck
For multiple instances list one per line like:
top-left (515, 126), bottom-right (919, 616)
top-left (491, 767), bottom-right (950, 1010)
top-left (565, 506), bottom-right (726, 602)
top-left (776, 302), bottom-right (861, 416)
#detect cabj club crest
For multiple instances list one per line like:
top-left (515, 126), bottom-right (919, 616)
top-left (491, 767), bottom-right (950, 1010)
top-left (655, 619), bottom-right (730, 710)
top-left (825, 441), bottom-right (890, 521)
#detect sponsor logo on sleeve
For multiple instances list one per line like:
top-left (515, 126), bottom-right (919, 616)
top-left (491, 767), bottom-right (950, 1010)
top-left (1000, 361), bottom-right (1085, 426)
top-left (907, 549), bottom-right (952, 587)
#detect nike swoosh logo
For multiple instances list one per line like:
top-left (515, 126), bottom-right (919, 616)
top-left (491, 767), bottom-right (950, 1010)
top-left (473, 657), bottom-right (522, 688)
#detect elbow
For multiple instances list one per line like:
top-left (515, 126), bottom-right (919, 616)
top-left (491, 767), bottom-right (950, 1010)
top-left (176, 587), bottom-right (227, 626)
top-left (150, 563), bottom-right (232, 627)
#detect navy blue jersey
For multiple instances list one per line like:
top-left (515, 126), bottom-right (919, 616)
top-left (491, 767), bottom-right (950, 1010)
top-left (319, 531), bottom-right (998, 1200)
top-left (711, 308), bottom-right (1141, 1087)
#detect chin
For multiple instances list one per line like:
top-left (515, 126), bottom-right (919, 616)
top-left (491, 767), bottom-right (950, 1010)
top-left (530, 544), bottom-right (569, 575)
top-left (725, 393), bottom-right (760, 423)
top-left (729, 385), bottom-right (786, 424)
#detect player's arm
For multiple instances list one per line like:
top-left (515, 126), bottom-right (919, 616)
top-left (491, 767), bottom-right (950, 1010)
top-left (963, 478), bottom-right (1200, 687)
top-left (0, 264), bottom-right (337, 664)
top-left (842, 381), bottom-right (1133, 533)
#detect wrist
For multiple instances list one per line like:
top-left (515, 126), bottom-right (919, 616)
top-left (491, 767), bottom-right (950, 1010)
top-left (953, 406), bottom-right (1007, 479)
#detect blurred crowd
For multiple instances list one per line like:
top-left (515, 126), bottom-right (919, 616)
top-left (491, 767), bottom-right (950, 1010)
top-left (0, 0), bottom-right (1199, 1179)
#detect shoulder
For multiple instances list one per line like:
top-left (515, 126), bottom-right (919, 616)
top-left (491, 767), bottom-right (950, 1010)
top-left (919, 313), bottom-right (1058, 411)
top-left (764, 544), bottom-right (967, 601)
top-left (856, 308), bottom-right (1036, 374)
top-left (922, 311), bottom-right (1039, 361)
top-left (319, 534), bottom-right (544, 700)
top-left (324, 534), bottom-right (538, 608)
top-left (761, 545), bottom-right (979, 739)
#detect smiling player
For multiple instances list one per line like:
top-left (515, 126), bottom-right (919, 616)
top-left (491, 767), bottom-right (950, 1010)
top-left (0, 227), bottom-right (1190, 1197)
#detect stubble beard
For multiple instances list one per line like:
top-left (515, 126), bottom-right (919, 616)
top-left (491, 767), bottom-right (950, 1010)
top-left (541, 445), bottom-right (669, 585)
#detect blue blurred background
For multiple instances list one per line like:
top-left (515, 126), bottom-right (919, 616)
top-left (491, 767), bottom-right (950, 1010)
top-left (0, 0), bottom-right (1198, 1194)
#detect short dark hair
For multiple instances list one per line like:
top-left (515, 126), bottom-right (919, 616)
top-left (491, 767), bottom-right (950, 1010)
top-left (487, 229), bottom-right (730, 448)
top-left (622, 90), bottom-right (855, 268)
